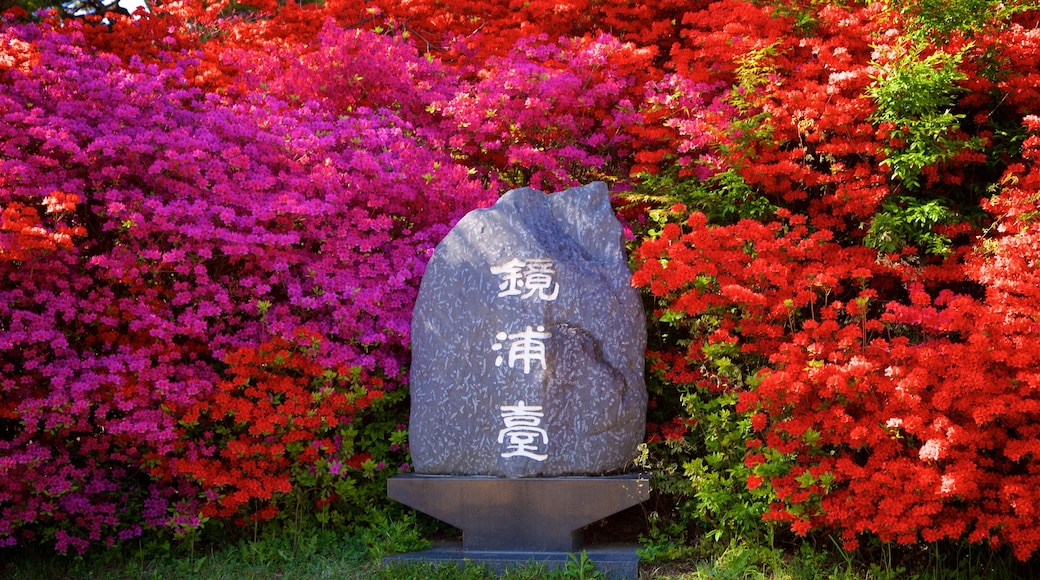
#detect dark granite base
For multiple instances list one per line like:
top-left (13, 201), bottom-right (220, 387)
top-left (387, 473), bottom-right (651, 552)
top-left (382, 541), bottom-right (641, 580)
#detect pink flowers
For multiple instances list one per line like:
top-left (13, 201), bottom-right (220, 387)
top-left (427, 33), bottom-right (650, 190)
top-left (0, 17), bottom-right (492, 552)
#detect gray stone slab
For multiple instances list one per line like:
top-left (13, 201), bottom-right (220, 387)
top-left (383, 542), bottom-right (641, 580)
top-left (386, 473), bottom-right (651, 552)
top-left (410, 182), bottom-right (647, 477)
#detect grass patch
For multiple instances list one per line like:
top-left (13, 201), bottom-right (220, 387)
top-left (4, 527), bottom-right (1040, 579)
top-left (0, 528), bottom-right (376, 580)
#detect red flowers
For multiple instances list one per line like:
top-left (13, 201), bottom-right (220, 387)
top-left (4, 0), bottom-right (1040, 560)
top-left (172, 331), bottom-right (388, 517)
top-left (631, 0), bottom-right (1040, 561)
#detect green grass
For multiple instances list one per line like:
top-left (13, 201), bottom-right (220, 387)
top-left (3, 528), bottom-right (1039, 580)
top-left (1, 528), bottom-right (378, 580)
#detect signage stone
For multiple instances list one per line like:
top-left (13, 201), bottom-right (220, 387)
top-left (409, 181), bottom-right (647, 477)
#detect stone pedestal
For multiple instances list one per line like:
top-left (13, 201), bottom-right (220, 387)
top-left (384, 473), bottom-right (650, 579)
top-left (394, 182), bottom-right (650, 579)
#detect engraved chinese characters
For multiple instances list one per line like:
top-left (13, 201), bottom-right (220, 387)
top-left (498, 401), bottom-right (548, 461)
top-left (409, 182), bottom-right (647, 477)
top-left (490, 258), bottom-right (560, 301)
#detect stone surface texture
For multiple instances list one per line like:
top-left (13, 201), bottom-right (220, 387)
top-left (409, 182), bottom-right (647, 476)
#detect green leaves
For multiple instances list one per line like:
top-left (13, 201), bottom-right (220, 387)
top-left (865, 41), bottom-right (981, 256)
top-left (886, 0), bottom-right (1009, 38)
top-left (676, 388), bottom-right (777, 546)
top-left (864, 196), bottom-right (956, 256)
top-left (633, 168), bottom-right (775, 227)
top-left (869, 42), bottom-right (976, 190)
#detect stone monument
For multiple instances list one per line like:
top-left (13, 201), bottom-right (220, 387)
top-left (386, 182), bottom-right (649, 579)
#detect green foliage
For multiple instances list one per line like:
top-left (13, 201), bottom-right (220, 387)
top-left (360, 512), bottom-right (431, 561)
top-left (758, 0), bottom-right (826, 34)
top-left (674, 540), bottom-right (791, 580)
top-left (377, 561), bottom-right (496, 580)
top-left (377, 551), bottom-right (605, 580)
top-left (637, 510), bottom-right (700, 562)
top-left (641, 536), bottom-right (1040, 579)
top-left (886, 0), bottom-right (1030, 38)
top-left (864, 195), bottom-right (956, 256)
top-left (627, 173), bottom-right (783, 562)
top-left (5, 523), bottom-right (1038, 579)
top-left (891, 0), bottom-right (996, 36)
top-left (377, 561), bottom-right (571, 580)
top-left (170, 339), bottom-right (414, 543)
top-left (680, 388), bottom-right (778, 545)
top-left (868, 43), bottom-right (977, 190)
top-left (634, 168), bottom-right (776, 227)
top-left (0, 527), bottom-right (376, 579)
top-left (333, 386), bottom-right (414, 527)
top-left (865, 38), bottom-right (985, 257)
top-left (726, 42), bottom-right (785, 157)
top-left (557, 551), bottom-right (604, 580)
top-left (636, 382), bottom-right (782, 561)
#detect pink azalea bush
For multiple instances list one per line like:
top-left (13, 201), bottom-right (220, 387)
top-left (0, 17), bottom-right (493, 551)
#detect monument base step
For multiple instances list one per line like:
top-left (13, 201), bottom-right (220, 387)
top-left (382, 541), bottom-right (641, 580)
top-left (387, 473), bottom-right (651, 552)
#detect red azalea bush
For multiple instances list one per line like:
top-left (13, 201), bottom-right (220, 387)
top-left (3, 0), bottom-right (1040, 564)
top-left (169, 329), bottom-right (406, 529)
top-left (631, 0), bottom-right (1040, 561)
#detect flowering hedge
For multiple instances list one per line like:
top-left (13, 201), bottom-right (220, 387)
top-left (0, 14), bottom-right (492, 552)
top-left (630, 0), bottom-right (1040, 561)
top-left (3, 0), bottom-right (1040, 563)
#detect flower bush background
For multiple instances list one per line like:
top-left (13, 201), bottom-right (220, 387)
top-left (3, 0), bottom-right (1040, 563)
